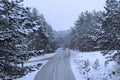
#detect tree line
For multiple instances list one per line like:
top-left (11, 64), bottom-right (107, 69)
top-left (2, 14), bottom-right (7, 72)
top-left (1, 0), bottom-right (120, 79)
top-left (56, 0), bottom-right (120, 65)
top-left (0, 0), bottom-right (56, 79)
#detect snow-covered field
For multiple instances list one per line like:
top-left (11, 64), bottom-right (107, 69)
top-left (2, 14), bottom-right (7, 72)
top-left (16, 53), bottom-right (57, 80)
top-left (70, 51), bottom-right (120, 80)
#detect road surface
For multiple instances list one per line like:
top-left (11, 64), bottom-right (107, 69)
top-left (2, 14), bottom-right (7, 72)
top-left (34, 49), bottom-right (75, 80)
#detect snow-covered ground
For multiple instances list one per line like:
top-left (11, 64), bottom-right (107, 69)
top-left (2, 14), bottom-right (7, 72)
top-left (70, 51), bottom-right (120, 80)
top-left (16, 53), bottom-right (57, 80)
top-left (16, 50), bottom-right (120, 80)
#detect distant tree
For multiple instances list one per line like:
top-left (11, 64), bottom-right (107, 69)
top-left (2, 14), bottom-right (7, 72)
top-left (54, 30), bottom-right (71, 49)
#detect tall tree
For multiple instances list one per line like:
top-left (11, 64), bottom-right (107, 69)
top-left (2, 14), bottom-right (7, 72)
top-left (0, 0), bottom-right (43, 79)
top-left (27, 8), bottom-right (56, 53)
top-left (100, 0), bottom-right (120, 63)
top-left (70, 11), bottom-right (103, 51)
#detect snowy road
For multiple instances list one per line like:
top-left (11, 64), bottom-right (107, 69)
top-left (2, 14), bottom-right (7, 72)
top-left (34, 50), bottom-right (75, 80)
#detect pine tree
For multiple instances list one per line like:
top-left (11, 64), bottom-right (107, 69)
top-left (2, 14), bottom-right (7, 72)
top-left (0, 0), bottom-right (43, 79)
top-left (100, 0), bottom-right (120, 63)
top-left (27, 8), bottom-right (56, 53)
top-left (70, 11), bottom-right (103, 51)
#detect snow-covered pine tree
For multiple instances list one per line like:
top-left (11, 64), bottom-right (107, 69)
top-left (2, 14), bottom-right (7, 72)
top-left (0, 0), bottom-right (43, 79)
top-left (70, 11), bottom-right (103, 51)
top-left (26, 8), bottom-right (56, 53)
top-left (100, 0), bottom-right (120, 63)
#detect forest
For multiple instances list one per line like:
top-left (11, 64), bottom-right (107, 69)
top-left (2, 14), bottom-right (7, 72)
top-left (0, 0), bottom-right (120, 79)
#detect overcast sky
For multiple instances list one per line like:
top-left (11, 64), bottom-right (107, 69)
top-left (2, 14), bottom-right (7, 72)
top-left (23, 0), bottom-right (105, 31)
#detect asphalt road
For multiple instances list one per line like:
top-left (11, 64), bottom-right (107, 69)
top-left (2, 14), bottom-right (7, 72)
top-left (34, 50), bottom-right (75, 80)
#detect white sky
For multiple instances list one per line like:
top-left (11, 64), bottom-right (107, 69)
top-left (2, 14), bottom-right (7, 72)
top-left (23, 0), bottom-right (105, 31)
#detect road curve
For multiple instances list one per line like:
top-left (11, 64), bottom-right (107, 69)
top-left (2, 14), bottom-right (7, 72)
top-left (34, 50), bottom-right (75, 80)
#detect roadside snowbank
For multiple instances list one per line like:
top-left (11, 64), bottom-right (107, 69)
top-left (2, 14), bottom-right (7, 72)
top-left (29, 53), bottom-right (57, 61)
top-left (16, 53), bottom-right (57, 80)
top-left (70, 51), bottom-right (120, 80)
